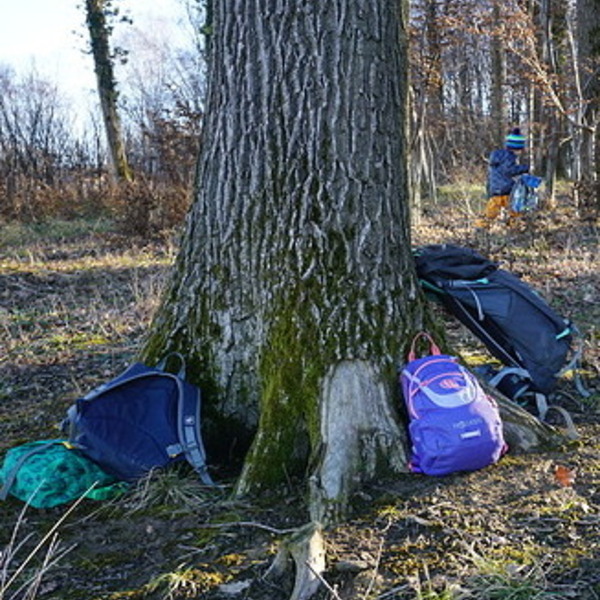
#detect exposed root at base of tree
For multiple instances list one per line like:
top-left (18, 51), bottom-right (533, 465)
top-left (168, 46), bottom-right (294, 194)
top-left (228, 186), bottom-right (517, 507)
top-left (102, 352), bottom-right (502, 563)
top-left (265, 522), bottom-right (326, 600)
top-left (259, 369), bottom-right (576, 600)
top-left (492, 389), bottom-right (575, 449)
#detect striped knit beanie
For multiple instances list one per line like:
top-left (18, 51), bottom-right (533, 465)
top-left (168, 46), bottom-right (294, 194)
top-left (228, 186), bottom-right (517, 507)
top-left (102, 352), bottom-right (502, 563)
top-left (505, 128), bottom-right (526, 150)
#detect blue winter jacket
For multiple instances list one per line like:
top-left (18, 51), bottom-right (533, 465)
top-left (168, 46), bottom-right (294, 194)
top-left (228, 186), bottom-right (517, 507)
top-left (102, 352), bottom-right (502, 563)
top-left (487, 149), bottom-right (529, 196)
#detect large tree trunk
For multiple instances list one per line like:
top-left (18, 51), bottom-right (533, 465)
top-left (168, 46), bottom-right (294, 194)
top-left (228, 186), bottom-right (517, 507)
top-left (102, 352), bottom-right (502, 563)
top-left (574, 0), bottom-right (600, 214)
top-left (143, 0), bottom-right (423, 515)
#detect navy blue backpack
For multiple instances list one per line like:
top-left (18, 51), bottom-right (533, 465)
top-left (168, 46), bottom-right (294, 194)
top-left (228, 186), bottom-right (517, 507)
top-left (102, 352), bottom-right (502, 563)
top-left (63, 354), bottom-right (213, 485)
top-left (413, 244), bottom-right (577, 398)
top-left (401, 333), bottom-right (506, 476)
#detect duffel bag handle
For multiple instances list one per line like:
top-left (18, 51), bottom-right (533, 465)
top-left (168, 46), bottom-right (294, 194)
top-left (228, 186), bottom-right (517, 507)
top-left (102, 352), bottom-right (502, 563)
top-left (157, 352), bottom-right (187, 379)
top-left (408, 332), bottom-right (442, 362)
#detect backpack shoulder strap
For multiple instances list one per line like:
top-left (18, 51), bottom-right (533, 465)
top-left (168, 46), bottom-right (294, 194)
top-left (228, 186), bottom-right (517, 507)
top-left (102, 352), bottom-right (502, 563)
top-left (543, 403), bottom-right (579, 441)
top-left (156, 352), bottom-right (186, 379)
top-left (156, 353), bottom-right (213, 484)
top-left (554, 324), bottom-right (591, 399)
top-left (177, 381), bottom-right (214, 485)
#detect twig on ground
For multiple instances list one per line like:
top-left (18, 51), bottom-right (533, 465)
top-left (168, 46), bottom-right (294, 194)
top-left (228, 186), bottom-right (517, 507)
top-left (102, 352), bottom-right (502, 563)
top-left (306, 559), bottom-right (343, 600)
top-left (201, 520), bottom-right (299, 535)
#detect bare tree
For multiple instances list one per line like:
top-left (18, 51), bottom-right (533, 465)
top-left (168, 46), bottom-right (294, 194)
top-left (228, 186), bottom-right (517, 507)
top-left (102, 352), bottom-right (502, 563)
top-left (408, 0), bottom-right (442, 216)
top-left (489, 0), bottom-right (506, 146)
top-left (0, 66), bottom-right (80, 219)
top-left (116, 14), bottom-right (203, 186)
top-left (84, 0), bottom-right (132, 182)
top-left (572, 0), bottom-right (600, 213)
top-left (494, 0), bottom-right (599, 206)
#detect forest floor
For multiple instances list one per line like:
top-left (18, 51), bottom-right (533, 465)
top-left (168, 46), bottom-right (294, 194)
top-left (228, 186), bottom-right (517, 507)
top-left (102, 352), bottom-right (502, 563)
top-left (0, 195), bottom-right (598, 600)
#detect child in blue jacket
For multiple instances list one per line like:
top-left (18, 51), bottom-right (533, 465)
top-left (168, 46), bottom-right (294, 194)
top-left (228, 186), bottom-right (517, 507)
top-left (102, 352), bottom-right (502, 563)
top-left (476, 128), bottom-right (529, 228)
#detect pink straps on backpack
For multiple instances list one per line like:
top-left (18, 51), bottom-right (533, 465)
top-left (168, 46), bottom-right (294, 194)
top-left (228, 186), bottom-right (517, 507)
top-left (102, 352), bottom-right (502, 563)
top-left (408, 332), bottom-right (442, 362)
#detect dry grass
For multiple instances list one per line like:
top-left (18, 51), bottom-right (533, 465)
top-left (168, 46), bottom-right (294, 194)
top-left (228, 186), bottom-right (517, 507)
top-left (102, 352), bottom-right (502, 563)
top-left (0, 191), bottom-right (598, 600)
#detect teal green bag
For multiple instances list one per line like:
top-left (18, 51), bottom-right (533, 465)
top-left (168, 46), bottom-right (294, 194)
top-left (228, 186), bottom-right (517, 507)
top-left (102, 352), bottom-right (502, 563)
top-left (0, 440), bottom-right (127, 509)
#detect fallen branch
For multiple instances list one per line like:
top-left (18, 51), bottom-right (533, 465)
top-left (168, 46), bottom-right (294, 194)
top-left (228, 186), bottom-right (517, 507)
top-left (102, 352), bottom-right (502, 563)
top-left (200, 520), bottom-right (299, 535)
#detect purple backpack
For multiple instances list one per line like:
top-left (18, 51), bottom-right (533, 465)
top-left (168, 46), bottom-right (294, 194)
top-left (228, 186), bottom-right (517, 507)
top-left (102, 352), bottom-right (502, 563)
top-left (401, 333), bottom-right (507, 476)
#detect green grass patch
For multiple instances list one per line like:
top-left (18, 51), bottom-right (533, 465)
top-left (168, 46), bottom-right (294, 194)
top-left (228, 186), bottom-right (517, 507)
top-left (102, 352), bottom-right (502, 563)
top-left (0, 217), bottom-right (114, 251)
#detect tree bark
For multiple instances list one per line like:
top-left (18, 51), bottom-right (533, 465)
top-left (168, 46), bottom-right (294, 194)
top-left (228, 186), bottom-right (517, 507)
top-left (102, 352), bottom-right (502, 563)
top-left (574, 0), bottom-right (600, 213)
top-left (489, 0), bottom-right (506, 146)
top-left (408, 0), bottom-right (440, 218)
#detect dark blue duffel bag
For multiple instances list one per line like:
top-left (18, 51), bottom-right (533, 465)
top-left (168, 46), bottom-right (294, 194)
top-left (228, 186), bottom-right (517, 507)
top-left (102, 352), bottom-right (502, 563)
top-left (63, 353), bottom-right (213, 485)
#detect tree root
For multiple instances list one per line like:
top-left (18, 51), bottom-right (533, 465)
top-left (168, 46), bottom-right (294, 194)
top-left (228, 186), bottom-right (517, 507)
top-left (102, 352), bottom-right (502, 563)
top-left (486, 385), bottom-right (574, 450)
top-left (264, 522), bottom-right (326, 600)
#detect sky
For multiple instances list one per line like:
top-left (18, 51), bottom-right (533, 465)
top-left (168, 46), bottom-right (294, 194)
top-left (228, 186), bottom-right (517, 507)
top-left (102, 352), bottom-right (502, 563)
top-left (0, 0), bottom-right (191, 123)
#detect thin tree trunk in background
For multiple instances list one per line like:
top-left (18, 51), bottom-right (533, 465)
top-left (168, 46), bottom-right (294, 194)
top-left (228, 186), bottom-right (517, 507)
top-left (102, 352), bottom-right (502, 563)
top-left (490, 0), bottom-right (506, 145)
top-left (422, 0), bottom-right (441, 204)
top-left (425, 0), bottom-right (444, 123)
top-left (531, 0), bottom-right (562, 201)
top-left (85, 0), bottom-right (132, 183)
top-left (543, 115), bottom-right (561, 206)
top-left (575, 0), bottom-right (600, 213)
top-left (408, 0), bottom-right (442, 217)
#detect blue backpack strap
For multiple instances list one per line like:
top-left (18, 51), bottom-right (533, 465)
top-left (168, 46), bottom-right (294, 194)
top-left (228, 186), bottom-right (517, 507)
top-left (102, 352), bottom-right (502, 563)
top-left (161, 353), bottom-right (213, 485)
top-left (556, 324), bottom-right (591, 399)
top-left (178, 382), bottom-right (213, 485)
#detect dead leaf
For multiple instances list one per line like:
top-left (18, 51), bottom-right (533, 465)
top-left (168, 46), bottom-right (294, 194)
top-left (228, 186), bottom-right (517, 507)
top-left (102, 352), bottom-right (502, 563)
top-left (554, 465), bottom-right (576, 487)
